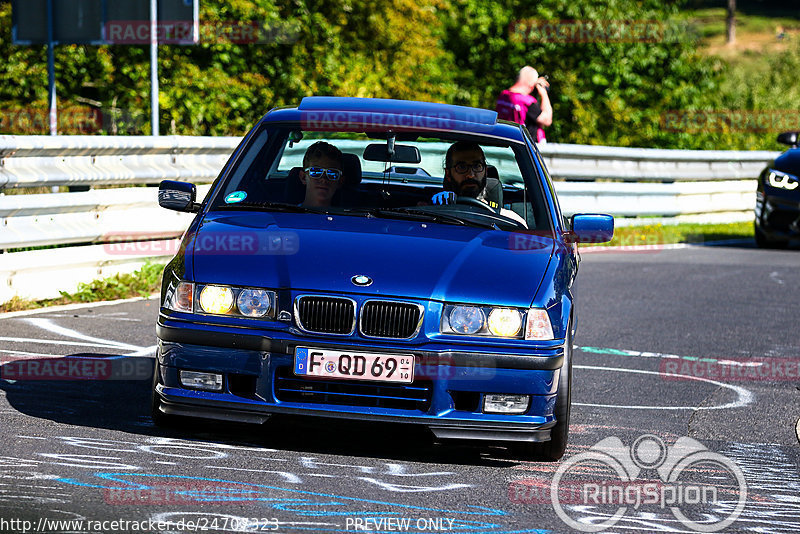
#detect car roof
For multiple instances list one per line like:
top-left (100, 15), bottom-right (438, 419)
top-left (259, 96), bottom-right (527, 143)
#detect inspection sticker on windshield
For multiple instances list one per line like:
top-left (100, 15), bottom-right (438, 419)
top-left (294, 347), bottom-right (414, 383)
top-left (225, 191), bottom-right (247, 203)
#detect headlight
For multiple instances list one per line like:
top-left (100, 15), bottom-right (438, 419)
top-left (199, 285), bottom-right (234, 314)
top-left (164, 280), bottom-right (278, 319)
top-left (487, 308), bottom-right (522, 337)
top-left (448, 306), bottom-right (485, 334)
top-left (237, 289), bottom-right (273, 317)
top-left (442, 304), bottom-right (526, 338)
top-left (164, 280), bottom-right (194, 312)
top-left (525, 308), bottom-right (554, 340)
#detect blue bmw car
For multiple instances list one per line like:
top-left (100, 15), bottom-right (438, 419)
top-left (153, 97), bottom-right (613, 460)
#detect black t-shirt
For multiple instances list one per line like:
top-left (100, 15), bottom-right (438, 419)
top-left (525, 101), bottom-right (542, 131)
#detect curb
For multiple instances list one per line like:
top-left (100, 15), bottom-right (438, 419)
top-left (0, 294), bottom-right (159, 319)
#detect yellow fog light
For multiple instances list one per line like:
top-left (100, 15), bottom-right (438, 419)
top-left (487, 308), bottom-right (522, 337)
top-left (199, 285), bottom-right (234, 315)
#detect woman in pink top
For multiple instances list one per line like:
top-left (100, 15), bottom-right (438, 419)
top-left (496, 66), bottom-right (552, 143)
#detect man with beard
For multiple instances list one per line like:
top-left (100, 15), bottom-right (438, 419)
top-left (431, 141), bottom-right (493, 207)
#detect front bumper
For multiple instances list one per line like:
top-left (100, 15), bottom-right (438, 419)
top-left (757, 191), bottom-right (800, 238)
top-left (154, 317), bottom-right (564, 443)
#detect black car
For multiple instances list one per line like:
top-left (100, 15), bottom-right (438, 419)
top-left (755, 131), bottom-right (800, 248)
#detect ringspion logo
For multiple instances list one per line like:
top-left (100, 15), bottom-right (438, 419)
top-left (548, 434), bottom-right (746, 532)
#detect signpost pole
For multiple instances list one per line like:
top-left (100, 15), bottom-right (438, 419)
top-left (46, 0), bottom-right (57, 135)
top-left (150, 0), bottom-right (159, 136)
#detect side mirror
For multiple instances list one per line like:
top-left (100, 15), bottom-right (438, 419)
top-left (567, 214), bottom-right (614, 243)
top-left (158, 180), bottom-right (199, 213)
top-left (777, 132), bottom-right (799, 148)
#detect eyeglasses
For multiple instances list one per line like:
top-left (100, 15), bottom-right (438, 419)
top-left (451, 162), bottom-right (486, 174)
top-left (304, 167), bottom-right (342, 181)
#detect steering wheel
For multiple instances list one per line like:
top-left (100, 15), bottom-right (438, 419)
top-left (455, 195), bottom-right (497, 212)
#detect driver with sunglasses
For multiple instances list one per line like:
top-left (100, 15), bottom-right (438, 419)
top-left (300, 141), bottom-right (344, 207)
top-left (431, 141), bottom-right (491, 206)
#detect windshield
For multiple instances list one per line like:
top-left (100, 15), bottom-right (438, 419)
top-left (208, 126), bottom-right (552, 232)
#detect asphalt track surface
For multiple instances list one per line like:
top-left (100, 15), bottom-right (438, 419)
top-left (0, 243), bottom-right (798, 533)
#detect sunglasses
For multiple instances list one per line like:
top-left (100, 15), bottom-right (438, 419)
top-left (451, 162), bottom-right (485, 174)
top-left (304, 167), bottom-right (342, 182)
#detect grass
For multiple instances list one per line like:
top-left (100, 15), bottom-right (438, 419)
top-left (584, 221), bottom-right (753, 248)
top-left (0, 261), bottom-right (166, 313)
top-left (688, 7), bottom-right (800, 58)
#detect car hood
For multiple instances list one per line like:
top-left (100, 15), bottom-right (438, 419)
top-left (188, 211), bottom-right (554, 308)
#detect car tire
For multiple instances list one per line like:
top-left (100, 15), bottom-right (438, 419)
top-left (754, 221), bottom-right (788, 249)
top-left (512, 322), bottom-right (572, 462)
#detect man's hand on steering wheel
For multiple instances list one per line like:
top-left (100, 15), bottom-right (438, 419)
top-left (431, 192), bottom-right (496, 212)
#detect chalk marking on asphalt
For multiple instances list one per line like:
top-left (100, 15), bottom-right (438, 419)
top-left (16, 436), bottom-right (47, 440)
top-left (204, 466), bottom-right (302, 483)
top-left (796, 419), bottom-right (800, 447)
top-left (23, 318), bottom-right (145, 352)
top-left (573, 365), bottom-right (753, 410)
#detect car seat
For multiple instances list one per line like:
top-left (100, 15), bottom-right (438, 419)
top-left (481, 165), bottom-right (503, 212)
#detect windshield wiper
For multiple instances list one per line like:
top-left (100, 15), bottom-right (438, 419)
top-left (371, 207), bottom-right (498, 229)
top-left (218, 201), bottom-right (319, 213)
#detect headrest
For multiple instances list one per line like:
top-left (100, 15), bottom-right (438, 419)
top-left (341, 153), bottom-right (362, 187)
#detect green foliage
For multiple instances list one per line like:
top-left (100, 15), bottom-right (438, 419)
top-left (0, 0), bottom-right (797, 149)
top-left (584, 221), bottom-right (754, 248)
top-left (64, 261), bottom-right (165, 302)
top-left (440, 0), bottom-right (722, 148)
top-left (0, 261), bottom-right (165, 312)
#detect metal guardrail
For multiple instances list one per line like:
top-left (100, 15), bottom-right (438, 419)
top-left (0, 135), bottom-right (779, 303)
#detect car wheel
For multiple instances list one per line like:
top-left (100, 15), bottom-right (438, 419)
top-left (513, 322), bottom-right (572, 461)
top-left (754, 221), bottom-right (788, 249)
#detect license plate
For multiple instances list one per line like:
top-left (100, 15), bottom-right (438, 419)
top-left (294, 347), bottom-right (414, 384)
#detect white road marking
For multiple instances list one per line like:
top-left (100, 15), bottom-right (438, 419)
top-left (42, 314), bottom-right (142, 322)
top-left (770, 271), bottom-right (786, 285)
top-left (573, 364), bottom-right (753, 410)
top-left (0, 337), bottom-right (119, 349)
top-left (1, 349), bottom-right (57, 358)
top-left (23, 318), bottom-right (145, 352)
top-left (578, 346), bottom-right (758, 366)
